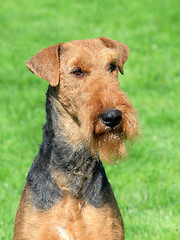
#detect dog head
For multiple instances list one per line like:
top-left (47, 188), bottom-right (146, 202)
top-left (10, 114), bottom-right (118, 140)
top-left (26, 37), bottom-right (138, 163)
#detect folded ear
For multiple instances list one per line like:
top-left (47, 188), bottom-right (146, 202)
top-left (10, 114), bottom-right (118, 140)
top-left (26, 43), bottom-right (62, 86)
top-left (99, 37), bottom-right (129, 75)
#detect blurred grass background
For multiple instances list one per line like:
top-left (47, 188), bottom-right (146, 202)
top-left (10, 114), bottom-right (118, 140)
top-left (0, 0), bottom-right (179, 239)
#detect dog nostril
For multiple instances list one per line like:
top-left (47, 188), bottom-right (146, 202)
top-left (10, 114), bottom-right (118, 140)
top-left (100, 110), bottom-right (122, 128)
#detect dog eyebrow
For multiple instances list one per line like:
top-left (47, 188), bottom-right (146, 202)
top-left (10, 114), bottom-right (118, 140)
top-left (104, 57), bottom-right (118, 70)
top-left (69, 57), bottom-right (93, 73)
top-left (108, 56), bottom-right (118, 64)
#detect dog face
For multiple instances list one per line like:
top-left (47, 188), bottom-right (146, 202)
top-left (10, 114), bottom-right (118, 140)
top-left (26, 37), bottom-right (138, 162)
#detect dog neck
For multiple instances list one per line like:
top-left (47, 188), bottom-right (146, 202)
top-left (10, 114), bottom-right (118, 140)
top-left (49, 86), bottom-right (86, 148)
top-left (26, 87), bottom-right (110, 209)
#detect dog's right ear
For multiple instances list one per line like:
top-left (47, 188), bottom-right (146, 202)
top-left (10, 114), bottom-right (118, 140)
top-left (26, 43), bottom-right (62, 87)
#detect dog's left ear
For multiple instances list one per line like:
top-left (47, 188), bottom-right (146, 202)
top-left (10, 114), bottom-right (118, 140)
top-left (99, 37), bottom-right (129, 75)
top-left (26, 43), bottom-right (62, 86)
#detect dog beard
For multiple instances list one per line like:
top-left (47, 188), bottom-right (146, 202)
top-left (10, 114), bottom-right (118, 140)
top-left (78, 93), bottom-right (139, 163)
top-left (79, 111), bottom-right (138, 164)
top-left (93, 131), bottom-right (127, 163)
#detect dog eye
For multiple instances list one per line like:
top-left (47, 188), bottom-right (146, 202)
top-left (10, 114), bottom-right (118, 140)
top-left (109, 63), bottom-right (117, 72)
top-left (72, 68), bottom-right (84, 77)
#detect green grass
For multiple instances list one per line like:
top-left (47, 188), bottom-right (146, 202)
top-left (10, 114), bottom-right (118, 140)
top-left (0, 0), bottom-right (179, 239)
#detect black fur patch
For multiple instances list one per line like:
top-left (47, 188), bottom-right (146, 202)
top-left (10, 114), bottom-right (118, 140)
top-left (53, 139), bottom-right (111, 208)
top-left (26, 91), bottom-right (62, 209)
top-left (26, 87), bottom-right (111, 209)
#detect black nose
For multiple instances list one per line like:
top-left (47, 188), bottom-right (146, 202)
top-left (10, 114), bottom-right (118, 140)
top-left (100, 109), bottom-right (122, 128)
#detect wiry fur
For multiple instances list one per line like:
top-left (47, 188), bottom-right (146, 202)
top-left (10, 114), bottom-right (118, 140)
top-left (56, 38), bottom-right (138, 162)
top-left (14, 37), bottom-right (138, 240)
top-left (26, 89), bottom-right (111, 209)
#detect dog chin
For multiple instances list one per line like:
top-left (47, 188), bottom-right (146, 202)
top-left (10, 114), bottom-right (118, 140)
top-left (92, 129), bottom-right (127, 163)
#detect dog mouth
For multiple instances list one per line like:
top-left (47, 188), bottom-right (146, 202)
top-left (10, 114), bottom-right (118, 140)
top-left (93, 119), bottom-right (123, 137)
top-left (95, 124), bottom-right (123, 135)
top-left (92, 121), bottom-right (127, 163)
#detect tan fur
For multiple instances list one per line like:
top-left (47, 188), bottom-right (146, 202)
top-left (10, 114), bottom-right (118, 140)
top-left (14, 37), bottom-right (138, 240)
top-left (54, 38), bottom-right (138, 162)
top-left (14, 188), bottom-right (123, 240)
top-left (25, 38), bottom-right (138, 161)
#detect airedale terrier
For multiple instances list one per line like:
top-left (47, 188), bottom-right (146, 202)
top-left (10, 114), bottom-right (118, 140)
top-left (13, 37), bottom-right (138, 240)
